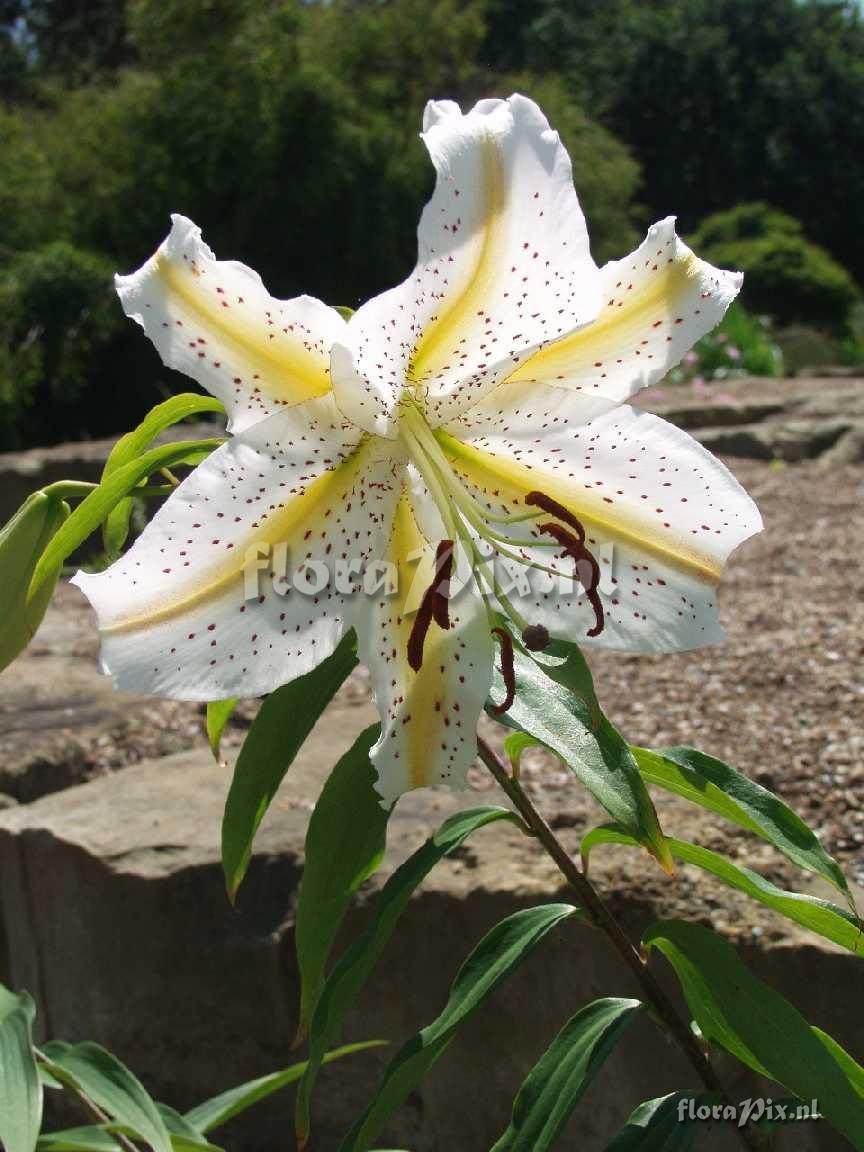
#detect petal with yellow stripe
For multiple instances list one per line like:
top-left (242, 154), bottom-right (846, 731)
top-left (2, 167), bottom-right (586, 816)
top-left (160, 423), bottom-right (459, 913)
top-left (507, 217), bottom-right (742, 404)
top-left (117, 215), bottom-right (346, 433)
top-left (439, 382), bottom-right (761, 652)
top-left (349, 491), bottom-right (493, 804)
top-left (330, 94), bottom-right (601, 437)
top-left (72, 396), bottom-right (403, 700)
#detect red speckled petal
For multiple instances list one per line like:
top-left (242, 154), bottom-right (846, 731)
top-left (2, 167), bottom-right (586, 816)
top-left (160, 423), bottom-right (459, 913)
top-left (117, 215), bottom-right (346, 434)
top-left (349, 493), bottom-right (493, 803)
top-left (330, 94), bottom-right (601, 437)
top-left (507, 217), bottom-right (741, 403)
top-left (73, 396), bottom-right (404, 700)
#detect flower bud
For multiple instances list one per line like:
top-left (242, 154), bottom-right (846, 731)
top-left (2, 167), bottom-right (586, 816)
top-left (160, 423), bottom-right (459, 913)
top-left (0, 490), bottom-right (70, 673)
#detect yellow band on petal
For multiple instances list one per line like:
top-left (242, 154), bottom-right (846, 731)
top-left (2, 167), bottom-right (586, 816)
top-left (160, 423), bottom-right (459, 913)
top-left (509, 248), bottom-right (700, 383)
top-left (102, 437), bottom-right (374, 635)
top-left (408, 131), bottom-right (505, 385)
top-left (386, 494), bottom-right (450, 790)
top-left (155, 253), bottom-right (332, 405)
top-left (437, 430), bottom-right (723, 585)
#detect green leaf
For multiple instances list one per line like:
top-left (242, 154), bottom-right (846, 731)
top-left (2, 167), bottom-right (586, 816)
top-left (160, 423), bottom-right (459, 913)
top-left (184, 1041), bottom-right (385, 1134)
top-left (490, 997), bottom-right (644, 1151)
top-left (100, 394), bottom-right (225, 556)
top-left (40, 1042), bottom-right (171, 1152)
top-left (494, 640), bottom-right (673, 874)
top-left (581, 825), bottom-right (864, 955)
top-left (0, 987), bottom-right (42, 1152)
top-left (28, 438), bottom-right (224, 603)
top-left (37, 1128), bottom-right (118, 1152)
top-left (603, 1091), bottom-right (702, 1150)
top-left (334, 306), bottom-right (355, 320)
top-left (102, 395), bottom-right (225, 480)
top-left (502, 731), bottom-right (542, 775)
top-left (295, 726), bottom-right (389, 1044)
top-left (0, 491), bottom-right (70, 674)
top-left (295, 806), bottom-right (526, 1146)
top-left (221, 630), bottom-right (358, 900)
top-left (643, 920), bottom-right (864, 1149)
top-left (632, 746), bottom-right (850, 897)
top-left (338, 903), bottom-right (579, 1152)
top-left (205, 699), bottom-right (237, 763)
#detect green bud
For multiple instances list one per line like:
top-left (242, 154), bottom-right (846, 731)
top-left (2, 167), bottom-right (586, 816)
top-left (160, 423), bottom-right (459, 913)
top-left (0, 490), bottom-right (70, 674)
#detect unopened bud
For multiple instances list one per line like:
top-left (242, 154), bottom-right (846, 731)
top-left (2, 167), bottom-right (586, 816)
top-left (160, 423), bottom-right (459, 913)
top-left (521, 624), bottom-right (550, 651)
top-left (0, 490), bottom-right (70, 674)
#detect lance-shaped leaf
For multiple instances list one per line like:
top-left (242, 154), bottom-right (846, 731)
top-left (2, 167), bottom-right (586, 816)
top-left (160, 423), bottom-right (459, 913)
top-left (494, 640), bottom-right (672, 874)
top-left (37, 1129), bottom-right (125, 1152)
top-left (205, 699), bottom-right (238, 763)
top-left (101, 393), bottom-right (226, 556)
top-left (295, 726), bottom-right (390, 1044)
top-left (221, 630), bottom-right (358, 900)
top-left (40, 1042), bottom-right (171, 1152)
top-left (338, 903), bottom-right (579, 1152)
top-left (294, 806), bottom-right (526, 1146)
top-left (0, 986), bottom-right (42, 1152)
top-left (603, 1091), bottom-right (703, 1151)
top-left (643, 920), bottom-right (864, 1150)
top-left (581, 826), bottom-right (864, 955)
top-left (490, 997), bottom-right (644, 1152)
top-left (28, 437), bottom-right (224, 604)
top-left (0, 490), bottom-right (70, 674)
top-left (183, 1041), bottom-right (386, 1134)
top-left (632, 746), bottom-right (850, 897)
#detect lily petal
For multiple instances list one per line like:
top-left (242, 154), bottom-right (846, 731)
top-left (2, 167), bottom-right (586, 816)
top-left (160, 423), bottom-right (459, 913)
top-left (330, 94), bottom-right (601, 437)
top-left (73, 396), bottom-right (402, 700)
top-left (440, 386), bottom-right (761, 652)
top-left (117, 215), bottom-right (346, 433)
top-left (507, 217), bottom-right (741, 403)
top-left (350, 491), bottom-right (493, 804)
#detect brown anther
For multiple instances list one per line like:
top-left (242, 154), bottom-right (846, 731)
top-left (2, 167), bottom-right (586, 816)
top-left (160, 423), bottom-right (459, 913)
top-left (489, 626), bottom-right (516, 715)
top-left (407, 539), bottom-right (455, 672)
top-left (535, 521), bottom-right (605, 639)
top-left (431, 540), bottom-right (454, 631)
top-left (525, 491), bottom-right (586, 543)
top-left (521, 623), bottom-right (550, 651)
top-left (407, 592), bottom-right (435, 672)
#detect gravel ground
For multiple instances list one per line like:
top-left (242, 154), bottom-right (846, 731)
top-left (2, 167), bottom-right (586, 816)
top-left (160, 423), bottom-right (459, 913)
top-left (5, 450), bottom-right (862, 884)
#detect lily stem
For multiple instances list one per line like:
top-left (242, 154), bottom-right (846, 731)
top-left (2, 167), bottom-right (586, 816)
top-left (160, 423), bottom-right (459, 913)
top-left (476, 736), bottom-right (764, 1152)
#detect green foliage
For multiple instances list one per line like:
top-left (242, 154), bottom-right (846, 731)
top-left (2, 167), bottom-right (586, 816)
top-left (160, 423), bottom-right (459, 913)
top-left (603, 1091), bottom-right (702, 1150)
top-left (40, 1042), bottom-right (172, 1152)
top-left (338, 904), bottom-right (579, 1152)
top-left (582, 826), bottom-right (863, 955)
top-left (493, 639), bottom-right (673, 874)
top-left (0, 243), bottom-right (127, 450)
top-left (221, 630), bottom-right (359, 900)
top-left (505, 0), bottom-right (864, 287)
top-left (691, 204), bottom-right (859, 329)
top-left (295, 806), bottom-right (526, 1145)
top-left (631, 745), bottom-right (850, 897)
top-left (490, 998), bottom-right (644, 1151)
top-left (0, 988), bottom-right (42, 1152)
top-left (0, 489), bottom-right (70, 675)
top-left (643, 921), bottom-right (864, 1148)
top-left (0, 0), bottom-right (644, 448)
top-left (295, 726), bottom-right (390, 1043)
top-left (205, 699), bottom-right (237, 763)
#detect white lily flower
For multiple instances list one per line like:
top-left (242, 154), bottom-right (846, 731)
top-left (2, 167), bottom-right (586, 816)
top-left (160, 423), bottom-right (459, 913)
top-left (73, 94), bottom-right (761, 803)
